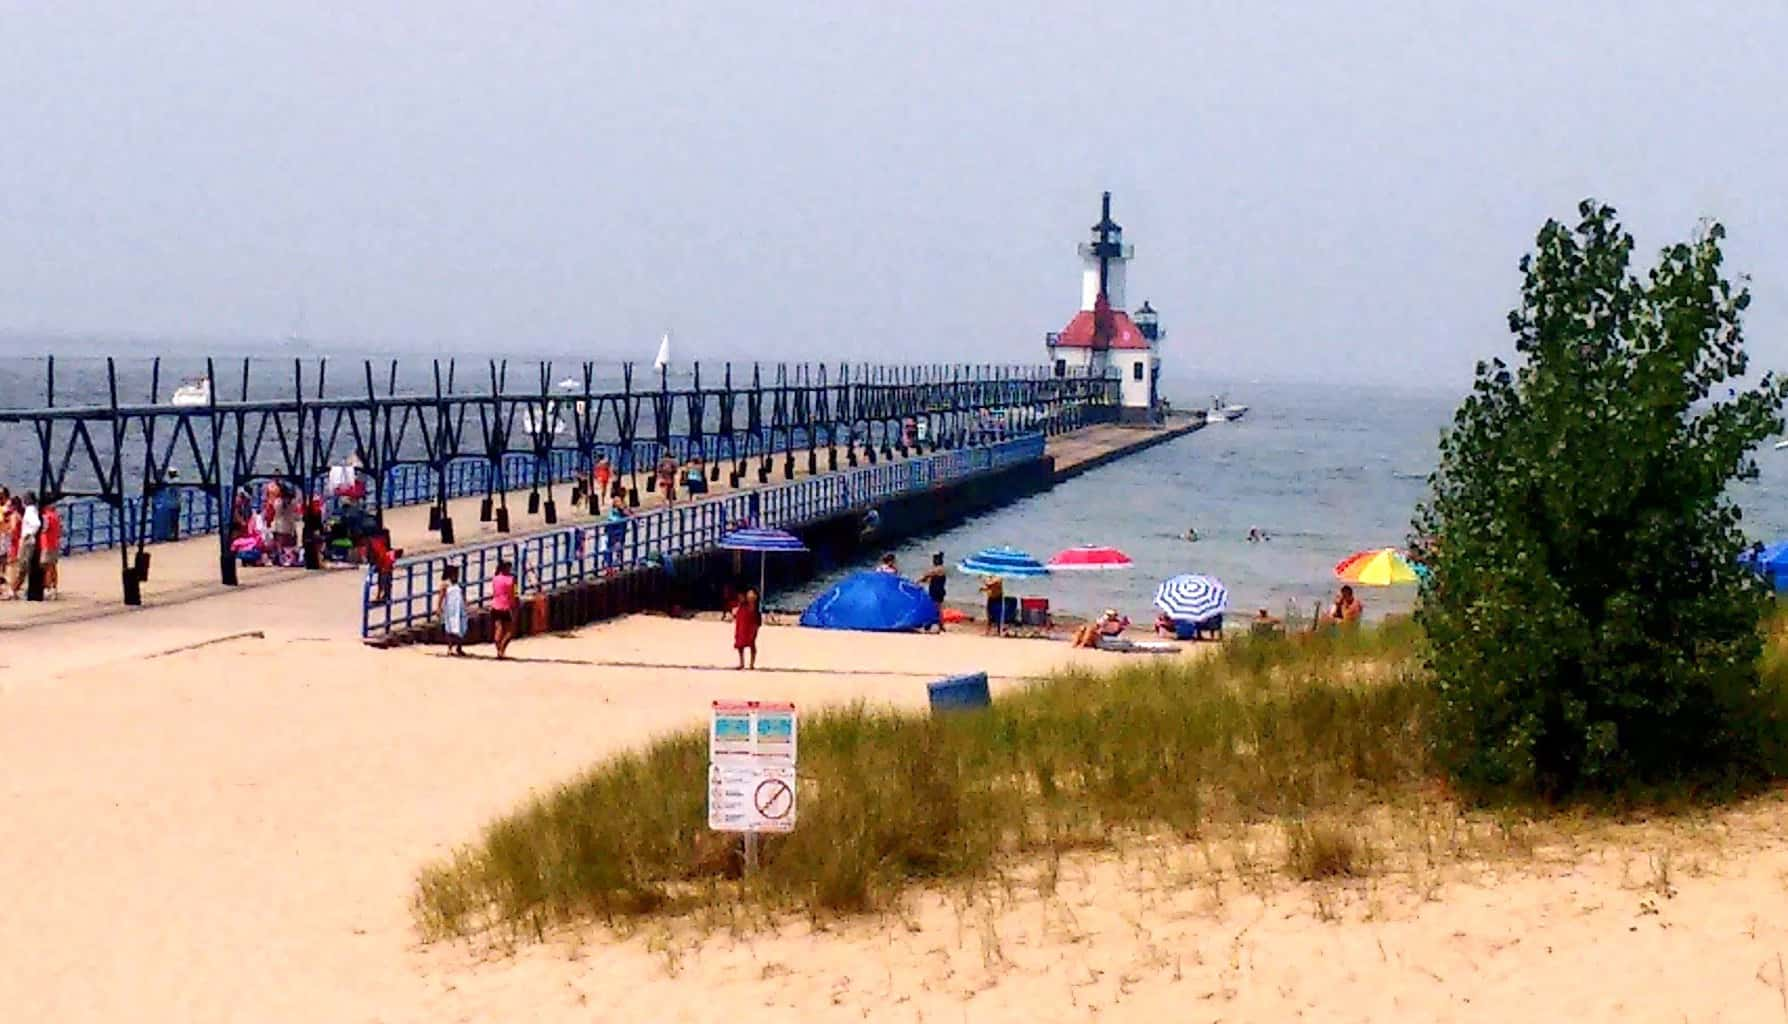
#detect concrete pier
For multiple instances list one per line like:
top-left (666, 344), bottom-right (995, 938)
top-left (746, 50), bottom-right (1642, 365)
top-left (1047, 414), bottom-right (1202, 480)
top-left (0, 420), bottom-right (1202, 638)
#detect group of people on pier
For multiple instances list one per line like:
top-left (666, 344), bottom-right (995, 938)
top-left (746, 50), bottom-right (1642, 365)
top-left (0, 487), bottom-right (62, 601)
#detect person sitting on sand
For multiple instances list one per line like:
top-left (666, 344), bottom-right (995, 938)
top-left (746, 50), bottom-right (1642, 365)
top-left (733, 587), bottom-right (761, 670)
top-left (1074, 609), bottom-right (1130, 648)
top-left (876, 552), bottom-right (899, 575)
top-left (1251, 607), bottom-right (1283, 635)
top-left (1324, 585), bottom-right (1364, 627)
top-left (1153, 611), bottom-right (1177, 636)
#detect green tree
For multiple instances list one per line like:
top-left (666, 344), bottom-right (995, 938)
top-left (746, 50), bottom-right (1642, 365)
top-left (1415, 200), bottom-right (1788, 796)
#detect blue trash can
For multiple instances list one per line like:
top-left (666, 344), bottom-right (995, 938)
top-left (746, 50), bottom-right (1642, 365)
top-left (928, 672), bottom-right (991, 713)
top-left (151, 488), bottom-right (181, 543)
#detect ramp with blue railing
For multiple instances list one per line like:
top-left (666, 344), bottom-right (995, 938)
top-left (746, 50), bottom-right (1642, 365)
top-left (361, 432), bottom-right (1047, 641)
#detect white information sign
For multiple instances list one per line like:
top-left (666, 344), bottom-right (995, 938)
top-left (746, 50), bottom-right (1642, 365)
top-left (708, 701), bottom-right (798, 834)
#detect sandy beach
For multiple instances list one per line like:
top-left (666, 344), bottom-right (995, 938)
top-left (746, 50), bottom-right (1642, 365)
top-left (6, 603), bottom-right (1788, 1022)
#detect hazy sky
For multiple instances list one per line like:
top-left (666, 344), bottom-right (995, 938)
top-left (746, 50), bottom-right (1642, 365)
top-left (4, 1), bottom-right (1787, 386)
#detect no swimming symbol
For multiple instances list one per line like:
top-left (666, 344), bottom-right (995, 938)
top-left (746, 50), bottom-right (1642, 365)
top-left (753, 778), bottom-right (793, 820)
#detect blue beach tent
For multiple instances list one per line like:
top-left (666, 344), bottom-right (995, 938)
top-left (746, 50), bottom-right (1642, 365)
top-left (1743, 540), bottom-right (1788, 591)
top-left (800, 571), bottom-right (941, 632)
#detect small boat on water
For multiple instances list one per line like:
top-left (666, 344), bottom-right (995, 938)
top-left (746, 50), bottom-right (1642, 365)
top-left (1205, 395), bottom-right (1248, 422)
top-left (170, 378), bottom-right (211, 406)
top-left (1775, 439), bottom-right (1788, 451)
top-left (556, 377), bottom-right (580, 391)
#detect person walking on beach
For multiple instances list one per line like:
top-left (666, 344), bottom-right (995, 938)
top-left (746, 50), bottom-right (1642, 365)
top-left (436, 564), bottom-right (468, 656)
top-left (918, 552), bottom-right (948, 632)
top-left (656, 454), bottom-right (678, 505)
top-left (490, 559), bottom-right (519, 659)
top-left (732, 586), bottom-right (761, 670)
top-left (979, 573), bottom-right (1005, 636)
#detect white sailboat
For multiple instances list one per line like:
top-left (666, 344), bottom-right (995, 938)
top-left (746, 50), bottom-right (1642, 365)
top-left (653, 331), bottom-right (671, 373)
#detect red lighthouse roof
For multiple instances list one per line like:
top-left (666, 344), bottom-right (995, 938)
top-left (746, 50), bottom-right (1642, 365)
top-left (1052, 294), bottom-right (1150, 350)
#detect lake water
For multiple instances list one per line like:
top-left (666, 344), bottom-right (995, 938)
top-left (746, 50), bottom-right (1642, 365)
top-left (4, 355), bottom-right (1787, 623)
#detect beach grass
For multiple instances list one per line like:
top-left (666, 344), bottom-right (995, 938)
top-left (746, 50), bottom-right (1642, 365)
top-left (415, 620), bottom-right (1440, 942)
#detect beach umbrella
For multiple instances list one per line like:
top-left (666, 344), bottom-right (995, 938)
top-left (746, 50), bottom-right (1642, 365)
top-left (957, 545), bottom-right (1049, 578)
top-left (720, 526), bottom-right (808, 594)
top-left (1334, 547), bottom-right (1420, 586)
top-left (1155, 574), bottom-right (1228, 623)
top-left (1047, 545), bottom-right (1134, 571)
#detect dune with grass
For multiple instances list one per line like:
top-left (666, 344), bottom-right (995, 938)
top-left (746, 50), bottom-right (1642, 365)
top-left (11, 602), bottom-right (1788, 1021)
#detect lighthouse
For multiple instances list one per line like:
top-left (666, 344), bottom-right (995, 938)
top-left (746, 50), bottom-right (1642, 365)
top-left (1045, 192), bottom-right (1162, 423)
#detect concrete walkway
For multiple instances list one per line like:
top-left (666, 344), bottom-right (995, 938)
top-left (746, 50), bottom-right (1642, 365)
top-left (1, 452), bottom-right (854, 632)
top-left (2, 422), bottom-right (1194, 637)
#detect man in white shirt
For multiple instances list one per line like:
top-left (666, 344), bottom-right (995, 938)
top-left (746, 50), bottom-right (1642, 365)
top-left (13, 492), bottom-right (40, 598)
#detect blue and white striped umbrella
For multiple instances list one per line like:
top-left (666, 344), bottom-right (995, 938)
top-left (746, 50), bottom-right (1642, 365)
top-left (957, 545), bottom-right (1049, 578)
top-left (1154, 574), bottom-right (1228, 622)
top-left (720, 527), bottom-right (808, 595)
top-left (719, 527), bottom-right (808, 553)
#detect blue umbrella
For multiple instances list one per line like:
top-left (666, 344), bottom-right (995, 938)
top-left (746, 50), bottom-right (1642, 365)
top-left (720, 527), bottom-right (809, 594)
top-left (1155, 574), bottom-right (1228, 624)
top-left (957, 545), bottom-right (1049, 578)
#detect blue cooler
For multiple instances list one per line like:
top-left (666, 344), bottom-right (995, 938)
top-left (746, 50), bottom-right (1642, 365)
top-left (928, 672), bottom-right (991, 713)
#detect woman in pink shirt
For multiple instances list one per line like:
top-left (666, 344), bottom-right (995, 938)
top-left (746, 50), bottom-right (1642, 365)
top-left (490, 559), bottom-right (519, 659)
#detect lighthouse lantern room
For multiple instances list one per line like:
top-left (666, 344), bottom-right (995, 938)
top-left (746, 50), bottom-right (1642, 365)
top-left (1045, 191), bottom-right (1163, 423)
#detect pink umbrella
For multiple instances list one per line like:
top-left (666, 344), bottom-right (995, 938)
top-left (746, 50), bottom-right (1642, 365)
top-left (1047, 545), bottom-right (1135, 571)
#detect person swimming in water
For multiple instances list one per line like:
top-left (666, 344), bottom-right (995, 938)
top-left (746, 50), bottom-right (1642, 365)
top-left (1183, 527), bottom-right (1199, 542)
top-left (1247, 526), bottom-right (1271, 543)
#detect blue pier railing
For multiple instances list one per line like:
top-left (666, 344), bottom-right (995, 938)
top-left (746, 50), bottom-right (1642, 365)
top-left (50, 435), bottom-right (856, 558)
top-left (362, 432), bottom-right (1047, 640)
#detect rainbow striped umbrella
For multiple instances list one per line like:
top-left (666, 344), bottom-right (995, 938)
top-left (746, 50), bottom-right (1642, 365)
top-left (1334, 548), bottom-right (1420, 586)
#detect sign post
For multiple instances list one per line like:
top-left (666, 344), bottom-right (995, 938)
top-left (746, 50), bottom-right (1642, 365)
top-left (709, 700), bottom-right (798, 873)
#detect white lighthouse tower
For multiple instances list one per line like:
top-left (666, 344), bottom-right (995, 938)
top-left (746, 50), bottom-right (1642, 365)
top-left (1045, 192), bottom-right (1162, 423)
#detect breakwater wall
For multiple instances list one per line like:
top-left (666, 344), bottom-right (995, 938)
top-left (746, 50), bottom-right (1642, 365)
top-left (424, 456), bottom-right (1058, 649)
top-left (364, 434), bottom-right (1050, 643)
